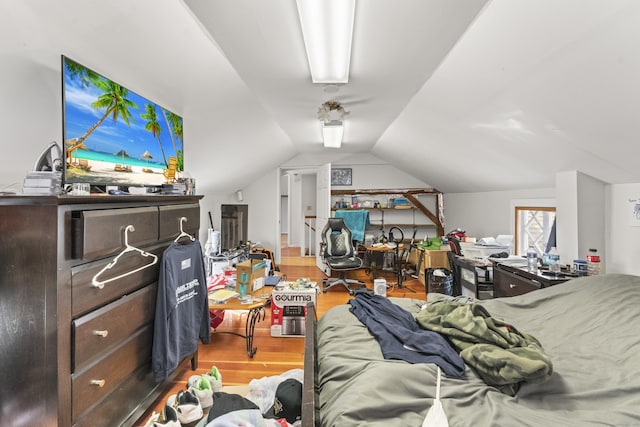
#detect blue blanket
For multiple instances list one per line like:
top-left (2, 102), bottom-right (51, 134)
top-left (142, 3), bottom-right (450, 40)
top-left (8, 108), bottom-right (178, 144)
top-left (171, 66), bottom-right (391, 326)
top-left (334, 209), bottom-right (369, 242)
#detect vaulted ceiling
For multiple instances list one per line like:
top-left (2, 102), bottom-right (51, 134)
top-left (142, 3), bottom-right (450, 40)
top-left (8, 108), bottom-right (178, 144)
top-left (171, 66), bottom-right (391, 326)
top-left (4, 0), bottom-right (640, 194)
top-left (182, 0), bottom-right (640, 193)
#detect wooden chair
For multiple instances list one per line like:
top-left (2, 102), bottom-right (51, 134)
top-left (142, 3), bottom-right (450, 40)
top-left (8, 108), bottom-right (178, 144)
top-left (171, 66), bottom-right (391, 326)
top-left (78, 159), bottom-right (92, 171)
top-left (163, 156), bottom-right (178, 182)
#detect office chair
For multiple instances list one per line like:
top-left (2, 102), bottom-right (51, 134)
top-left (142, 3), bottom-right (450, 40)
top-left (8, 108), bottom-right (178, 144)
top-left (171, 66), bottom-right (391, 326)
top-left (447, 251), bottom-right (462, 296)
top-left (448, 238), bottom-right (462, 256)
top-left (320, 218), bottom-right (367, 294)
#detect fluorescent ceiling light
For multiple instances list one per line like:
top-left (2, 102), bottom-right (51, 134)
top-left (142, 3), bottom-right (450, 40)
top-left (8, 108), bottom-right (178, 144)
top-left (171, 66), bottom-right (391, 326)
top-left (296, 0), bottom-right (356, 84)
top-left (322, 122), bottom-right (343, 148)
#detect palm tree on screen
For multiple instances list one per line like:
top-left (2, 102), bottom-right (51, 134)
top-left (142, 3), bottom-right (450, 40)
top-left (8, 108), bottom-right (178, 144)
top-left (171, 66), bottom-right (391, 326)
top-left (65, 63), bottom-right (138, 163)
top-left (162, 109), bottom-right (183, 170)
top-left (141, 103), bottom-right (169, 167)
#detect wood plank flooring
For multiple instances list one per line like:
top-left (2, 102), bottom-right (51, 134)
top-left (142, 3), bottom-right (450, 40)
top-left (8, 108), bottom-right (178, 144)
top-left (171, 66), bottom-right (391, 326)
top-left (135, 236), bottom-right (427, 425)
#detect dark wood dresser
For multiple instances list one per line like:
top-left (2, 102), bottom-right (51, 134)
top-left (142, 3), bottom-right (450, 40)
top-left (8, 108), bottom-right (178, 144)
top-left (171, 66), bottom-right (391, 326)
top-left (493, 262), bottom-right (573, 297)
top-left (0, 195), bottom-right (202, 427)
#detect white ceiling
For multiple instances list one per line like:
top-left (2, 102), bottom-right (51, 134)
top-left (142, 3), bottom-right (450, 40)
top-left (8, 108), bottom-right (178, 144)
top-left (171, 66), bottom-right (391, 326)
top-left (183, 0), bottom-right (640, 193)
top-left (3, 0), bottom-right (640, 194)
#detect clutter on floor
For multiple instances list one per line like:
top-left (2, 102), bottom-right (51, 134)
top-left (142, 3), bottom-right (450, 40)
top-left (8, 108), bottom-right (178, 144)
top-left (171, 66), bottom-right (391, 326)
top-left (144, 367), bottom-right (304, 427)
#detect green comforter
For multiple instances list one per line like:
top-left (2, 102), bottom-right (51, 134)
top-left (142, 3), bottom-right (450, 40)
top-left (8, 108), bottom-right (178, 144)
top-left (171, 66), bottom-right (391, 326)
top-left (316, 274), bottom-right (640, 427)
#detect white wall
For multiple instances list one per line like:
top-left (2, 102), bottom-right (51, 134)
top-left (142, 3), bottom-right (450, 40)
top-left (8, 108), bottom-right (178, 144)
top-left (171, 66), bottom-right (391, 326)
top-left (445, 188), bottom-right (555, 239)
top-left (446, 180), bottom-right (640, 275)
top-left (240, 157), bottom-right (432, 256)
top-left (0, 54), bottom-right (61, 193)
top-left (345, 163), bottom-right (430, 189)
top-left (556, 171), bottom-right (606, 268)
top-left (243, 168), bottom-right (279, 253)
top-left (607, 183), bottom-right (640, 275)
top-left (288, 174), bottom-right (303, 247)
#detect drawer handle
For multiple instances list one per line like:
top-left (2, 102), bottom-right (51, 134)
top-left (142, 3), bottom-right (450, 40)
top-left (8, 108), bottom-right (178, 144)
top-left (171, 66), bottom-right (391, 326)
top-left (90, 379), bottom-right (106, 388)
top-left (509, 284), bottom-right (517, 289)
top-left (93, 330), bottom-right (109, 338)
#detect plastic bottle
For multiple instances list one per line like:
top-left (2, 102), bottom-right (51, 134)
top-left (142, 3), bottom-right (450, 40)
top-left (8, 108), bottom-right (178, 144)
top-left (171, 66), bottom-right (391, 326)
top-left (586, 248), bottom-right (601, 276)
top-left (548, 247), bottom-right (561, 275)
top-left (526, 245), bottom-right (538, 274)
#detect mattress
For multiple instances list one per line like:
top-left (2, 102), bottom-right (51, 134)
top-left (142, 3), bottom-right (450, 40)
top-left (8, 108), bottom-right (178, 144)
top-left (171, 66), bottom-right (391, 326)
top-left (315, 274), bottom-right (640, 426)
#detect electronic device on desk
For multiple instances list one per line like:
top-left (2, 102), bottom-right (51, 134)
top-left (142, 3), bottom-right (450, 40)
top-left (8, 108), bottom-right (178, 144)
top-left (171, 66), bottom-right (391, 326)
top-left (22, 141), bottom-right (63, 195)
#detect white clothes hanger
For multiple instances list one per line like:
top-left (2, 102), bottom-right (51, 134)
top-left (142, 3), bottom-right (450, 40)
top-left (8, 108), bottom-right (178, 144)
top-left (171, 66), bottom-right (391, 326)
top-left (174, 216), bottom-right (196, 242)
top-left (91, 225), bottom-right (159, 289)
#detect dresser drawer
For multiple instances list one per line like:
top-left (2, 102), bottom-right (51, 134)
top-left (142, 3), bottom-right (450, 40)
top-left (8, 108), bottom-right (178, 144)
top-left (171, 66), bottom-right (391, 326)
top-left (71, 245), bottom-right (164, 317)
top-left (494, 268), bottom-right (540, 297)
top-left (72, 325), bottom-right (153, 421)
top-left (72, 284), bottom-right (156, 372)
top-left (159, 203), bottom-right (200, 241)
top-left (72, 206), bottom-right (159, 260)
top-left (72, 364), bottom-right (158, 427)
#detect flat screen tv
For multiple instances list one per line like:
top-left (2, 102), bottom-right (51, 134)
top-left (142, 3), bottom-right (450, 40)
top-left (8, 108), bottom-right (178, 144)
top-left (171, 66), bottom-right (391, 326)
top-left (62, 55), bottom-right (183, 190)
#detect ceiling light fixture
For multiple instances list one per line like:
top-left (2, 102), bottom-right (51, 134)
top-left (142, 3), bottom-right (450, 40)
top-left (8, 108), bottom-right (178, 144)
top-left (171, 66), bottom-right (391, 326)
top-left (296, 0), bottom-right (356, 84)
top-left (322, 121), bottom-right (344, 148)
top-left (318, 101), bottom-right (349, 148)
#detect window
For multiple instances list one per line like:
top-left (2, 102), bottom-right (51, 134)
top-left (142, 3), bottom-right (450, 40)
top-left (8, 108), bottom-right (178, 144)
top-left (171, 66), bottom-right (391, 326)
top-left (515, 206), bottom-right (556, 256)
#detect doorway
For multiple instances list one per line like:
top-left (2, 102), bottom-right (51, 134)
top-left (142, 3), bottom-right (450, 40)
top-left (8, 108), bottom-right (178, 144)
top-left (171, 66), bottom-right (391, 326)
top-left (276, 167), bottom-right (324, 261)
top-left (221, 204), bottom-right (248, 251)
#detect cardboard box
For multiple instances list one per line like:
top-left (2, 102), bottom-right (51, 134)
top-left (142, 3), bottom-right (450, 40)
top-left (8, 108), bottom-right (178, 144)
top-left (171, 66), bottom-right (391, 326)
top-left (270, 285), bottom-right (317, 337)
top-left (235, 259), bottom-right (266, 295)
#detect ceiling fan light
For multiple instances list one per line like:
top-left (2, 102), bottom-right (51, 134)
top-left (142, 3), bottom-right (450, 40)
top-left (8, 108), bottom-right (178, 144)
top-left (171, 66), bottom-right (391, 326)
top-left (322, 122), bottom-right (343, 148)
top-left (296, 0), bottom-right (356, 84)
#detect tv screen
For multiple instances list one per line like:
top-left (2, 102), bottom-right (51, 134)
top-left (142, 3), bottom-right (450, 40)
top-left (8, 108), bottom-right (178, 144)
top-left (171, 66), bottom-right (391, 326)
top-left (62, 55), bottom-right (183, 189)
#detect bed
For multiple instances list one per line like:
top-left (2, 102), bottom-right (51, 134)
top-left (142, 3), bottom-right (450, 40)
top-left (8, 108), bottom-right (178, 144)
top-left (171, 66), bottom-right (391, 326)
top-left (302, 273), bottom-right (640, 426)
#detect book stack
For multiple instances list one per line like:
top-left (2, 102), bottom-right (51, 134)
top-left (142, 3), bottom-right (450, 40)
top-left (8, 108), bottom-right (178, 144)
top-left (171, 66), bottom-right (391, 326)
top-left (22, 171), bottom-right (62, 195)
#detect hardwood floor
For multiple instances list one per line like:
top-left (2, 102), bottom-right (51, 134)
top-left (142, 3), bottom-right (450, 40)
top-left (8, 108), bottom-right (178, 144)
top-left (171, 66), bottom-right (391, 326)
top-left (136, 236), bottom-right (426, 425)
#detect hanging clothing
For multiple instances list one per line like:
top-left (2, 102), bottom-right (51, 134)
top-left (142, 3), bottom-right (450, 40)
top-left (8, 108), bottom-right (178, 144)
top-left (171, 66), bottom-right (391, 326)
top-left (153, 240), bottom-right (210, 382)
top-left (334, 209), bottom-right (370, 242)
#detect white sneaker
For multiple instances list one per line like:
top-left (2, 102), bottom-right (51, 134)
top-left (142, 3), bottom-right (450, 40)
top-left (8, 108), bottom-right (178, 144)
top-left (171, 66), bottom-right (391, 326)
top-left (204, 366), bottom-right (223, 392)
top-left (187, 375), bottom-right (213, 410)
top-left (167, 389), bottom-right (203, 426)
top-left (152, 405), bottom-right (181, 427)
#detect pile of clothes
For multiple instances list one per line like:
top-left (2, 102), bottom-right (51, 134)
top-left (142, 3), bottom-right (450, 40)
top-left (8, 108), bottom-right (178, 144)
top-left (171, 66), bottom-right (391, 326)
top-left (146, 367), bottom-right (304, 427)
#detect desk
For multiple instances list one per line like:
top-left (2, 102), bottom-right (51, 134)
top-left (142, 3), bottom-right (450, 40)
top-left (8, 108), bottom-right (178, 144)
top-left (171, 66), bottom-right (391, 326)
top-left (364, 244), bottom-right (416, 291)
top-left (409, 248), bottom-right (450, 286)
top-left (208, 295), bottom-right (268, 357)
top-left (493, 263), bottom-right (573, 297)
top-left (454, 256), bottom-right (494, 299)
top-left (364, 244), bottom-right (400, 282)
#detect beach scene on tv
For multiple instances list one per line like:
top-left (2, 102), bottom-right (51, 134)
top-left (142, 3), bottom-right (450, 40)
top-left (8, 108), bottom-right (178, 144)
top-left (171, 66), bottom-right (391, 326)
top-left (63, 57), bottom-right (183, 187)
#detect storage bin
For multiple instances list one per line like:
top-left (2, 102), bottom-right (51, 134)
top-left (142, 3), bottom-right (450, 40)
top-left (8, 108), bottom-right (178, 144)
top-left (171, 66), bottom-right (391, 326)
top-left (425, 268), bottom-right (453, 296)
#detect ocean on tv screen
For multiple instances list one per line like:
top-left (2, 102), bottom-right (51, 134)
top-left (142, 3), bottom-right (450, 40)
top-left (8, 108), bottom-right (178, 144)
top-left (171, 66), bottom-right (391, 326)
top-left (62, 56), bottom-right (183, 187)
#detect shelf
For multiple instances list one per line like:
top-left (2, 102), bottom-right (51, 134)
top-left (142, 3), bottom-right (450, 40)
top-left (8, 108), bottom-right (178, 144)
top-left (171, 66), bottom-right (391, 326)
top-left (331, 188), bottom-right (444, 236)
top-left (331, 188), bottom-right (441, 196)
top-left (368, 223), bottom-right (436, 227)
top-left (332, 207), bottom-right (417, 211)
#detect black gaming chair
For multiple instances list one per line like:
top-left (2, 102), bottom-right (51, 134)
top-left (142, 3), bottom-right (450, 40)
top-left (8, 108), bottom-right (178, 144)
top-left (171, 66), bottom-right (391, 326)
top-left (320, 218), bottom-right (367, 294)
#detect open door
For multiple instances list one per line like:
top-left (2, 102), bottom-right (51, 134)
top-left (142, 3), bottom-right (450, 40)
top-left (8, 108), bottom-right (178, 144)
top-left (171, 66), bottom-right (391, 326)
top-left (316, 163), bottom-right (331, 273)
